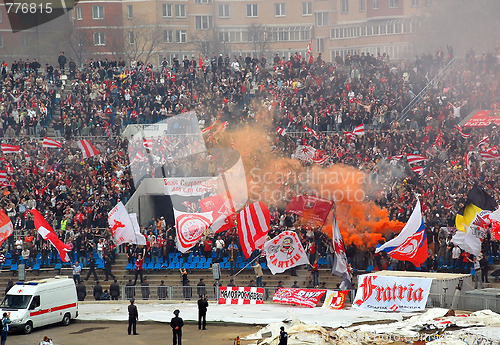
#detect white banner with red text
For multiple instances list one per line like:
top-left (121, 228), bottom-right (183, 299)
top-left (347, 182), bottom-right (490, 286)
top-left (321, 290), bottom-right (349, 310)
top-left (218, 286), bottom-right (265, 305)
top-left (272, 288), bottom-right (326, 308)
top-left (353, 274), bottom-right (432, 312)
top-left (164, 177), bottom-right (219, 196)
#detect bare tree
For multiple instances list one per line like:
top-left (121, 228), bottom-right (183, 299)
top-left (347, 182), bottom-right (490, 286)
top-left (67, 28), bottom-right (93, 67)
top-left (247, 24), bottom-right (272, 57)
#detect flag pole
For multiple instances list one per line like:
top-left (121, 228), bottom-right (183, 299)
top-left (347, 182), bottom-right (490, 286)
top-left (232, 252), bottom-right (260, 278)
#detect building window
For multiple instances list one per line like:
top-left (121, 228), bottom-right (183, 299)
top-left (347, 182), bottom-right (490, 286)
top-left (0, 35), bottom-right (3, 48)
top-left (195, 15), bottom-right (212, 30)
top-left (411, 0), bottom-right (419, 6)
top-left (314, 12), bottom-right (329, 27)
top-left (127, 5), bottom-right (133, 19)
top-left (75, 6), bottom-right (82, 20)
top-left (302, 2), bottom-right (312, 15)
top-left (219, 4), bottom-right (230, 18)
top-left (373, 0), bottom-right (379, 9)
top-left (175, 4), bottom-right (186, 18)
top-left (275, 3), bottom-right (286, 17)
top-left (317, 38), bottom-right (324, 53)
top-left (246, 4), bottom-right (258, 17)
top-left (92, 6), bottom-right (104, 19)
top-left (219, 32), bottom-right (230, 42)
top-left (164, 30), bottom-right (173, 43)
top-left (194, 0), bottom-right (212, 3)
top-left (128, 31), bottom-right (135, 44)
top-left (176, 30), bottom-right (186, 43)
top-left (341, 0), bottom-right (349, 13)
top-left (359, 0), bottom-right (366, 11)
top-left (389, 0), bottom-right (399, 8)
top-left (163, 4), bottom-right (172, 18)
top-left (22, 35), bottom-right (29, 47)
top-left (93, 32), bottom-right (106, 46)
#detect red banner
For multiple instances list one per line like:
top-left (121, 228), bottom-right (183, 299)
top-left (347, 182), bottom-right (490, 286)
top-left (285, 195), bottom-right (333, 223)
top-left (218, 286), bottom-right (265, 305)
top-left (272, 288), bottom-right (326, 308)
top-left (463, 110), bottom-right (500, 127)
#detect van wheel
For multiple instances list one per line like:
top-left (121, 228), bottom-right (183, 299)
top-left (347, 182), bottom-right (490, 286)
top-left (62, 313), bottom-right (71, 326)
top-left (23, 321), bottom-right (33, 334)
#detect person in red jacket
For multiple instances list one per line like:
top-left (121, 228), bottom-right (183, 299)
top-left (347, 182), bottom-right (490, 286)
top-left (133, 253), bottom-right (144, 285)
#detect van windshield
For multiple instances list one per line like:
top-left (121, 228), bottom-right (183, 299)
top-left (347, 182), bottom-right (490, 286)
top-left (0, 294), bottom-right (32, 310)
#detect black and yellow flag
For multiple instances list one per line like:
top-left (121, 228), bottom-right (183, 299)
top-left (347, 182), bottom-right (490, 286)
top-left (456, 185), bottom-right (497, 231)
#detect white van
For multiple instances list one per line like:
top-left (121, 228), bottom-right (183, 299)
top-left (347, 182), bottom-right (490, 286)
top-left (0, 276), bottom-right (78, 334)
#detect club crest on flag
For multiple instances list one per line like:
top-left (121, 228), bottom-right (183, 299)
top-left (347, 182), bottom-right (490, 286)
top-left (264, 231), bottom-right (309, 274)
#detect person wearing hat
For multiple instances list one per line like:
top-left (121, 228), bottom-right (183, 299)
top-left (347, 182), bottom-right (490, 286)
top-left (170, 309), bottom-right (184, 345)
top-left (127, 298), bottom-right (139, 335)
top-left (197, 295), bottom-right (208, 330)
top-left (278, 326), bottom-right (288, 345)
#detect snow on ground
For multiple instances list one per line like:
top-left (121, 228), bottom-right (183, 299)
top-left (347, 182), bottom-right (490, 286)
top-left (77, 302), bottom-right (407, 329)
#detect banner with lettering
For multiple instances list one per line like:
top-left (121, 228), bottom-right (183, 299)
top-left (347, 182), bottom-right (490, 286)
top-left (322, 290), bottom-right (348, 310)
top-left (264, 231), bottom-right (310, 275)
top-left (218, 286), bottom-right (264, 305)
top-left (272, 288), bottom-right (327, 308)
top-left (353, 274), bottom-right (432, 312)
top-left (164, 177), bottom-right (219, 196)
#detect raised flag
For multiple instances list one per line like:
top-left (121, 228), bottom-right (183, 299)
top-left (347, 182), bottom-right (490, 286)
top-left (406, 154), bottom-right (427, 165)
top-left (456, 125), bottom-right (470, 139)
top-left (479, 148), bottom-right (500, 161)
top-left (0, 210), bottom-right (13, 247)
top-left (108, 202), bottom-right (137, 245)
top-left (133, 151), bottom-right (148, 163)
top-left (455, 185), bottom-right (497, 232)
top-left (1, 144), bottom-right (20, 154)
top-left (275, 127), bottom-right (287, 136)
top-left (475, 136), bottom-right (490, 150)
top-left (387, 154), bottom-right (404, 161)
top-left (264, 231), bottom-right (310, 275)
top-left (32, 209), bottom-right (71, 262)
top-left (286, 195), bottom-right (333, 223)
top-left (294, 145), bottom-right (316, 163)
top-left (465, 151), bottom-right (473, 171)
top-left (302, 125), bottom-right (320, 140)
top-left (77, 139), bottom-right (100, 159)
top-left (201, 122), bottom-right (216, 133)
top-left (143, 138), bottom-right (154, 150)
top-left (489, 208), bottom-right (500, 241)
top-left (199, 193), bottom-right (236, 234)
top-left (306, 39), bottom-right (312, 55)
top-left (375, 199), bottom-right (428, 267)
top-left (332, 214), bottom-right (351, 282)
top-left (411, 166), bottom-right (424, 175)
top-left (42, 137), bottom-right (62, 149)
top-left (218, 121), bottom-right (229, 132)
top-left (0, 171), bottom-right (6, 183)
top-left (451, 224), bottom-right (482, 257)
top-left (129, 213), bottom-right (146, 246)
top-left (312, 155), bottom-right (329, 165)
top-left (237, 201), bottom-right (270, 258)
top-left (433, 131), bottom-right (443, 147)
top-left (174, 209), bottom-right (213, 253)
top-left (353, 124), bottom-right (365, 136)
top-left (344, 131), bottom-right (356, 141)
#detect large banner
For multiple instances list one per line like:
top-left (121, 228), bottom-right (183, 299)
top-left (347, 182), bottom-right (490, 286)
top-left (218, 286), bottom-right (264, 305)
top-left (286, 195), bottom-right (333, 223)
top-left (353, 274), bottom-right (432, 312)
top-left (164, 177), bottom-right (219, 196)
top-left (322, 290), bottom-right (348, 310)
top-left (463, 110), bottom-right (500, 127)
top-left (108, 202), bottom-right (136, 245)
top-left (272, 288), bottom-right (326, 308)
top-left (264, 231), bottom-right (310, 275)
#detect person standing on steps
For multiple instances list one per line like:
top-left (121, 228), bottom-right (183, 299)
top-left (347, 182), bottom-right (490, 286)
top-left (170, 309), bottom-right (184, 345)
top-left (127, 298), bottom-right (139, 335)
top-left (197, 295), bottom-right (208, 330)
top-left (133, 254), bottom-right (144, 285)
top-left (110, 279), bottom-right (120, 300)
top-left (85, 253), bottom-right (98, 281)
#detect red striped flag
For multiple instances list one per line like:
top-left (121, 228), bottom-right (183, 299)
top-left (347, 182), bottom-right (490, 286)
top-left (201, 122), bottom-right (216, 133)
top-left (237, 201), bottom-right (271, 259)
top-left (1, 144), bottom-right (20, 154)
top-left (406, 154), bottom-right (427, 165)
top-left (312, 155), bottom-right (329, 165)
top-left (475, 136), bottom-right (490, 150)
top-left (353, 124), bottom-right (365, 136)
top-left (143, 139), bottom-right (154, 150)
top-left (133, 151), bottom-right (148, 163)
top-left (77, 139), bottom-right (100, 159)
top-left (387, 154), bottom-right (404, 161)
top-left (465, 151), bottom-right (473, 171)
top-left (411, 166), bottom-right (424, 175)
top-left (302, 125), bottom-right (320, 140)
top-left (276, 127), bottom-right (287, 136)
top-left (479, 149), bottom-right (500, 161)
top-left (455, 125), bottom-right (470, 139)
top-left (42, 137), bottom-right (62, 149)
top-left (434, 131), bottom-right (443, 147)
top-left (0, 171), bottom-right (7, 183)
top-left (218, 121), bottom-right (229, 132)
top-left (344, 131), bottom-right (356, 141)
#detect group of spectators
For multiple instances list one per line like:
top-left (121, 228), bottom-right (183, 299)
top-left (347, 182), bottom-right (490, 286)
top-left (0, 45), bottom-right (499, 289)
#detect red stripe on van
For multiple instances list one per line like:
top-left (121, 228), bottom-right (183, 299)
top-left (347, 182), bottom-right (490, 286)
top-left (29, 302), bottom-right (77, 317)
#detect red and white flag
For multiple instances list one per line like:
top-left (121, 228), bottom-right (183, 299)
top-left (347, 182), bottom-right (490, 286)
top-left (433, 131), bottom-right (443, 147)
top-left (237, 201), bottom-right (270, 258)
top-left (411, 166), bottom-right (424, 175)
top-left (77, 139), bottom-right (100, 159)
top-left (479, 148), bottom-right (500, 161)
top-left (406, 154), bottom-right (427, 165)
top-left (175, 210), bottom-right (213, 253)
top-left (264, 231), bottom-right (310, 275)
top-left (302, 125), bottom-right (320, 140)
top-left (465, 151), bottom-right (473, 171)
top-left (475, 136), bottom-right (490, 150)
top-left (344, 131), bottom-right (356, 141)
top-left (387, 154), bottom-right (404, 161)
top-left (455, 125), bottom-right (470, 139)
top-left (0, 171), bottom-right (7, 183)
top-left (332, 214), bottom-right (351, 282)
top-left (199, 193), bottom-right (236, 234)
top-left (108, 202), bottom-right (137, 245)
top-left (312, 155), bottom-right (329, 165)
top-left (1, 144), bottom-right (20, 154)
top-left (294, 145), bottom-right (316, 163)
top-left (143, 138), bottom-right (154, 150)
top-left (286, 195), bottom-right (333, 224)
top-left (42, 137), bottom-right (62, 149)
top-left (218, 121), bottom-right (229, 132)
top-left (0, 210), bottom-right (13, 247)
top-left (133, 151), bottom-right (148, 163)
top-left (201, 122), bottom-right (216, 133)
top-left (306, 39), bottom-right (312, 55)
top-left (353, 124), bottom-right (365, 136)
top-left (276, 127), bottom-right (287, 136)
top-left (32, 209), bottom-right (71, 262)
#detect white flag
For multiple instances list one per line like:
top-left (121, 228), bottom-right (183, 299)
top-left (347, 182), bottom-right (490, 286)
top-left (294, 145), bottom-right (316, 162)
top-left (108, 202), bottom-right (136, 245)
top-left (264, 231), bottom-right (309, 275)
top-left (332, 214), bottom-right (351, 282)
top-left (129, 213), bottom-right (146, 246)
top-left (451, 225), bottom-right (482, 257)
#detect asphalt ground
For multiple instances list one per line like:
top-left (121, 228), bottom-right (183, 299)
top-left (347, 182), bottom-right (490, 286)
top-left (9, 320), bottom-right (259, 345)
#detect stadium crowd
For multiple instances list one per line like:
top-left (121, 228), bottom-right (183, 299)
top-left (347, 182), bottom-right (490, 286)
top-left (0, 46), bottom-right (499, 284)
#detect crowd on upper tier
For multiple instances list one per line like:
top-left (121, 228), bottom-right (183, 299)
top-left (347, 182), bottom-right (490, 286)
top-left (0, 46), bottom-right (498, 277)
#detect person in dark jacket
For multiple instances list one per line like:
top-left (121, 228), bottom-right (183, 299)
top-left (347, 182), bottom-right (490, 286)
top-left (85, 253), bottom-right (98, 281)
top-left (104, 254), bottom-right (115, 281)
top-left (197, 295), bottom-right (208, 330)
top-left (158, 280), bottom-right (167, 300)
top-left (76, 280), bottom-right (86, 301)
top-left (110, 279), bottom-right (120, 300)
top-left (93, 281), bottom-right (103, 301)
top-left (125, 279), bottom-right (135, 299)
top-left (278, 326), bottom-right (288, 345)
top-left (170, 309), bottom-right (184, 345)
top-left (141, 278), bottom-right (150, 300)
top-left (127, 298), bottom-right (139, 335)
